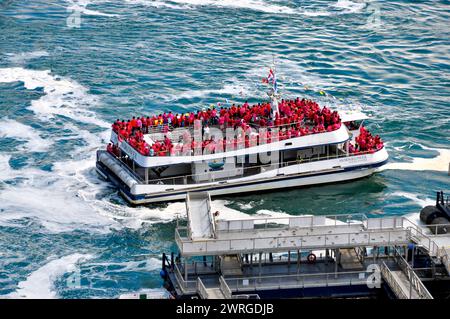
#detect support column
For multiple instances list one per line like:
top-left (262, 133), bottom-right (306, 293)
top-left (145, 168), bottom-right (149, 184)
top-left (288, 251), bottom-right (291, 267)
top-left (258, 252), bottom-right (262, 277)
top-left (334, 249), bottom-right (339, 279)
top-left (184, 258), bottom-right (188, 282)
top-left (373, 246), bottom-right (376, 264)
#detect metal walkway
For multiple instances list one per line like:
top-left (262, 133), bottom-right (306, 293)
top-left (186, 192), bottom-right (215, 240)
top-left (380, 249), bottom-right (433, 299)
top-left (177, 213), bottom-right (409, 256)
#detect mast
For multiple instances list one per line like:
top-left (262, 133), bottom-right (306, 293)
top-left (268, 56), bottom-right (280, 119)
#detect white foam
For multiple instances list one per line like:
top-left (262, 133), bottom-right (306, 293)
top-left (334, 0), bottom-right (367, 13)
top-left (123, 0), bottom-right (356, 16)
top-left (65, 0), bottom-right (120, 17)
top-left (87, 257), bottom-right (161, 272)
top-left (0, 119), bottom-right (52, 152)
top-left (382, 145), bottom-right (450, 172)
top-left (0, 180), bottom-right (118, 233)
top-left (0, 67), bottom-right (109, 128)
top-left (392, 192), bottom-right (435, 208)
top-left (5, 51), bottom-right (50, 64)
top-left (9, 253), bottom-right (93, 299)
top-left (0, 154), bottom-right (15, 181)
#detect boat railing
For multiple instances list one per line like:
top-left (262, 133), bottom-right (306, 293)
top-left (143, 149), bottom-right (381, 186)
top-left (141, 118), bottom-right (317, 136)
top-left (224, 269), bottom-right (371, 292)
top-left (102, 151), bottom-right (146, 184)
top-left (113, 118), bottom-right (348, 159)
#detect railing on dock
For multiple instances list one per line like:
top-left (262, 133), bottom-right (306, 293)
top-left (392, 248), bottom-right (433, 299)
top-left (176, 226), bottom-right (409, 256)
top-left (225, 269), bottom-right (370, 292)
top-left (196, 277), bottom-right (209, 299)
top-left (219, 276), bottom-right (232, 299)
top-left (380, 262), bottom-right (408, 299)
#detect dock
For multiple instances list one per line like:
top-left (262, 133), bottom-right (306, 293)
top-left (162, 192), bottom-right (450, 299)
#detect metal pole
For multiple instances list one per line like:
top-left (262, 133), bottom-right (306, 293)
top-left (288, 250), bottom-right (291, 267)
top-left (184, 258), bottom-right (188, 282)
top-left (258, 252), bottom-right (262, 281)
top-left (373, 246), bottom-right (376, 264)
top-left (335, 249), bottom-right (338, 279)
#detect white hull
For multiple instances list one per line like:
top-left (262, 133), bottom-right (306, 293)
top-left (97, 147), bottom-right (388, 204)
top-left (119, 166), bottom-right (376, 204)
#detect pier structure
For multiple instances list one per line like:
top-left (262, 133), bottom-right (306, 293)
top-left (162, 192), bottom-right (450, 299)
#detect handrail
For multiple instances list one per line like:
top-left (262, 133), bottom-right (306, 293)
top-left (173, 262), bottom-right (196, 293)
top-left (441, 247), bottom-right (450, 275)
top-left (405, 223), bottom-right (441, 256)
top-left (176, 227), bottom-right (409, 256)
top-left (225, 269), bottom-right (371, 292)
top-left (392, 248), bottom-right (433, 299)
top-left (380, 262), bottom-right (408, 299)
top-left (178, 214), bottom-right (402, 235)
top-left (215, 214), bottom-right (369, 233)
top-left (197, 277), bottom-right (209, 299)
top-left (219, 276), bottom-right (232, 299)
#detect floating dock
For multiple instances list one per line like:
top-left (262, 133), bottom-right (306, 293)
top-left (162, 192), bottom-right (450, 299)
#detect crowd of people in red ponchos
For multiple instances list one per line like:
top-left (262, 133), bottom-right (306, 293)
top-left (348, 126), bottom-right (384, 154)
top-left (108, 97), bottom-right (381, 157)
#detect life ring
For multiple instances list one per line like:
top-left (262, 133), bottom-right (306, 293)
top-left (307, 253), bottom-right (316, 263)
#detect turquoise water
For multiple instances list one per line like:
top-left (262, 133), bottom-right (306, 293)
top-left (0, 0), bottom-right (449, 298)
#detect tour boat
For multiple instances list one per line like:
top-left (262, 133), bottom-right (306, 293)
top-left (96, 69), bottom-right (388, 205)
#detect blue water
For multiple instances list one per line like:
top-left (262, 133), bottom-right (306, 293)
top-left (0, 0), bottom-right (449, 298)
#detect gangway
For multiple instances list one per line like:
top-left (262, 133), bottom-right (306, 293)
top-left (186, 192), bottom-right (215, 240)
top-left (380, 248), bottom-right (433, 299)
top-left (197, 276), bottom-right (232, 299)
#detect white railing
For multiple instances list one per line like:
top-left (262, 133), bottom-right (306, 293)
top-left (219, 276), bottom-right (232, 299)
top-left (380, 262), bottom-right (408, 299)
top-left (197, 277), bottom-right (209, 299)
top-left (441, 247), bottom-right (450, 274)
top-left (225, 270), bottom-right (369, 292)
top-left (393, 248), bottom-right (433, 299)
top-left (405, 222), bottom-right (441, 257)
top-left (216, 213), bottom-right (369, 233)
top-left (173, 262), bottom-right (196, 293)
top-left (176, 227), bottom-right (410, 256)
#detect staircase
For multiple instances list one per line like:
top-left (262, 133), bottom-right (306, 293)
top-left (221, 255), bottom-right (243, 276)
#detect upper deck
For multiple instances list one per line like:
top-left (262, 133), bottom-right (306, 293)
top-left (110, 123), bottom-right (350, 168)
